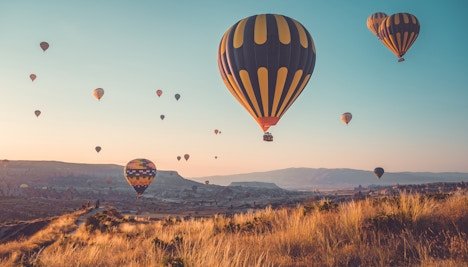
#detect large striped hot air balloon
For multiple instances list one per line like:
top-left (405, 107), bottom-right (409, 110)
top-left (218, 14), bottom-right (316, 141)
top-left (366, 12), bottom-right (388, 39)
top-left (378, 13), bottom-right (420, 62)
top-left (124, 159), bottom-right (157, 197)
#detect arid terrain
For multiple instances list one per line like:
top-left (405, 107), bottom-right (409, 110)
top-left (1, 161), bottom-right (467, 266)
top-left (0, 190), bottom-right (466, 266)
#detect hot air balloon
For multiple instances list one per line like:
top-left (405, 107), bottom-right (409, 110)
top-left (205, 180), bottom-right (209, 185)
top-left (366, 12), bottom-right (388, 39)
top-left (124, 158), bottom-right (157, 197)
top-left (95, 146), bottom-right (102, 153)
top-left (341, 112), bottom-right (352, 125)
top-left (374, 167), bottom-right (385, 179)
top-left (214, 129), bottom-right (219, 135)
top-left (30, 74), bottom-right (37, 82)
top-left (218, 14), bottom-right (316, 141)
top-left (93, 88), bottom-right (104, 101)
top-left (177, 156), bottom-right (181, 161)
top-left (378, 13), bottom-right (420, 62)
top-left (40, 42), bottom-right (49, 52)
top-left (214, 156), bottom-right (218, 159)
top-left (156, 89), bottom-right (163, 97)
top-left (34, 110), bottom-right (41, 117)
top-left (160, 114), bottom-right (165, 120)
top-left (175, 94), bottom-right (181, 101)
top-left (184, 154), bottom-right (190, 161)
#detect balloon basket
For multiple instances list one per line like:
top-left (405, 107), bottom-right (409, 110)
top-left (263, 132), bottom-right (273, 142)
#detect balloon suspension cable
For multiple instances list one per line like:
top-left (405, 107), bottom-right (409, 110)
top-left (398, 57), bottom-right (405, 62)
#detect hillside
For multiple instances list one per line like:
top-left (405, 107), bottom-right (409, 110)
top-left (0, 160), bottom-right (202, 193)
top-left (229, 181), bottom-right (282, 189)
top-left (195, 168), bottom-right (468, 190)
top-left (0, 191), bottom-right (466, 266)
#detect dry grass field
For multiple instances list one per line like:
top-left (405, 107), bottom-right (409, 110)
top-left (0, 191), bottom-right (466, 266)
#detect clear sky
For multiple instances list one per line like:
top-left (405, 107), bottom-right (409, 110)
top-left (1, 1), bottom-right (467, 177)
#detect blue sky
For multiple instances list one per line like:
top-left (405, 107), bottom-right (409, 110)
top-left (0, 1), bottom-right (467, 176)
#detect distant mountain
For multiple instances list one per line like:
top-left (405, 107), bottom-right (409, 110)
top-left (193, 168), bottom-right (468, 190)
top-left (229, 182), bottom-right (281, 190)
top-left (0, 160), bottom-right (202, 192)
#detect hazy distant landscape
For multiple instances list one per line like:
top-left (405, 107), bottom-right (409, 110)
top-left (3, 160), bottom-right (467, 192)
top-left (195, 167), bottom-right (468, 190)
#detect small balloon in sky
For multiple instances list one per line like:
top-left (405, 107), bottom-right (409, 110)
top-left (93, 88), bottom-right (104, 101)
top-left (34, 110), bottom-right (41, 117)
top-left (29, 74), bottom-right (37, 82)
top-left (40, 42), bottom-right (49, 52)
top-left (95, 146), bottom-right (102, 153)
top-left (160, 114), bottom-right (165, 120)
top-left (156, 89), bottom-right (163, 97)
top-left (175, 93), bottom-right (180, 101)
top-left (341, 112), bottom-right (352, 125)
top-left (374, 167), bottom-right (385, 179)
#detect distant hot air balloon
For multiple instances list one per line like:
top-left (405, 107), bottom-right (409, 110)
top-left (184, 154), bottom-right (190, 161)
top-left (205, 180), bottom-right (209, 185)
top-left (93, 88), bottom-right (104, 101)
top-left (214, 129), bottom-right (219, 135)
top-left (30, 74), bottom-right (37, 82)
top-left (160, 114), bottom-right (165, 120)
top-left (366, 12), bottom-right (388, 38)
top-left (95, 146), bottom-right (102, 153)
top-left (175, 94), bottom-right (181, 101)
top-left (124, 158), bottom-right (157, 197)
top-left (378, 13), bottom-right (420, 62)
top-left (214, 156), bottom-right (218, 159)
top-left (177, 156), bottom-right (181, 161)
top-left (34, 110), bottom-right (41, 117)
top-left (341, 112), bottom-right (352, 125)
top-left (374, 167), bottom-right (385, 179)
top-left (40, 42), bottom-right (49, 52)
top-left (156, 89), bottom-right (163, 97)
top-left (218, 14), bottom-right (316, 141)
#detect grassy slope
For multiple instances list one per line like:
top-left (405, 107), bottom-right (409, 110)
top-left (0, 192), bottom-right (467, 266)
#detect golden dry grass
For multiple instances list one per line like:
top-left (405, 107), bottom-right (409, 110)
top-left (1, 192), bottom-right (467, 266)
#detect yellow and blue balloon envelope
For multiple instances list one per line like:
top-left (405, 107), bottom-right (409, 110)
top-left (124, 158), bottom-right (157, 196)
